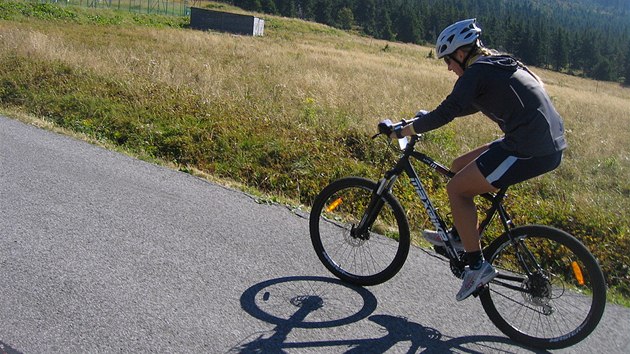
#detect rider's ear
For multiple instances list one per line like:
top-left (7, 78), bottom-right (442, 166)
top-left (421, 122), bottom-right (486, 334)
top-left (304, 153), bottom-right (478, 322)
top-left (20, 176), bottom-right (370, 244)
top-left (453, 49), bottom-right (466, 62)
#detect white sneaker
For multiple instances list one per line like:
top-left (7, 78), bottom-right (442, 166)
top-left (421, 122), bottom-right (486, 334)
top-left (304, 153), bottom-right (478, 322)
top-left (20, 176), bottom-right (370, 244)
top-left (422, 229), bottom-right (464, 251)
top-left (456, 261), bottom-right (498, 301)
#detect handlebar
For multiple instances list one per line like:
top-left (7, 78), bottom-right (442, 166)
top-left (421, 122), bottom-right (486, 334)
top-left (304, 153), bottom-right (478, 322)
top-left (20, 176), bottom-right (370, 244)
top-left (373, 119), bottom-right (423, 151)
top-left (372, 119), bottom-right (409, 139)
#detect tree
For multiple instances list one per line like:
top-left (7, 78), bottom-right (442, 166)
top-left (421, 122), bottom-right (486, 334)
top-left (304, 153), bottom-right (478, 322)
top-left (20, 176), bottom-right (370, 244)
top-left (393, 4), bottom-right (422, 44)
top-left (261, 0), bottom-right (277, 14)
top-left (375, 7), bottom-right (395, 41)
top-left (314, 0), bottom-right (334, 26)
top-left (573, 31), bottom-right (600, 76)
top-left (592, 57), bottom-right (613, 81)
top-left (238, 0), bottom-right (262, 12)
top-left (337, 7), bottom-right (354, 30)
top-left (299, 0), bottom-right (316, 20)
top-left (505, 21), bottom-right (524, 58)
top-left (533, 22), bottom-right (550, 67)
top-left (551, 28), bottom-right (569, 71)
top-left (518, 24), bottom-right (536, 64)
top-left (624, 42), bottom-right (630, 85)
top-left (277, 0), bottom-right (297, 17)
top-left (355, 0), bottom-right (377, 36)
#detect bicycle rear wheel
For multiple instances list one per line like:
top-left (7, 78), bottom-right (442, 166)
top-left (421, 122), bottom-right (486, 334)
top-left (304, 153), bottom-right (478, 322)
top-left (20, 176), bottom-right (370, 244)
top-left (309, 177), bottom-right (410, 286)
top-left (481, 225), bottom-right (606, 349)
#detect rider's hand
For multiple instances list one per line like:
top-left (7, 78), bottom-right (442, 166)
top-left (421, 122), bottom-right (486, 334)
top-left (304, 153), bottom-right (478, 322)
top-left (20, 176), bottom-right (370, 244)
top-left (377, 120), bottom-right (405, 139)
top-left (377, 120), bottom-right (394, 136)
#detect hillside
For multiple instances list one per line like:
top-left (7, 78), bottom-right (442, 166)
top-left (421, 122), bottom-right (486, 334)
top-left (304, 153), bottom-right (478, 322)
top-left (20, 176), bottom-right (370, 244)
top-left (223, 0), bottom-right (630, 83)
top-left (0, 1), bottom-right (629, 303)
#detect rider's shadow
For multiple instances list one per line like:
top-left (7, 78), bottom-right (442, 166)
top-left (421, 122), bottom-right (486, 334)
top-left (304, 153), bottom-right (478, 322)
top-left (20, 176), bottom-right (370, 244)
top-left (234, 276), bottom-right (545, 353)
top-left (344, 314), bottom-right (442, 353)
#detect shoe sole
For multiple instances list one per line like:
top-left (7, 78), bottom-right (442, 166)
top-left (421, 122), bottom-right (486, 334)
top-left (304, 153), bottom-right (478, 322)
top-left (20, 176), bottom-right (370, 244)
top-left (456, 269), bottom-right (498, 301)
top-left (423, 234), bottom-right (465, 251)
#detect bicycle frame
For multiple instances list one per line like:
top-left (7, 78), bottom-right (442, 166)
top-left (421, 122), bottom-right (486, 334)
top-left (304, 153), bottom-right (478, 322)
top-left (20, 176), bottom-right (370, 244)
top-left (355, 135), bottom-right (515, 263)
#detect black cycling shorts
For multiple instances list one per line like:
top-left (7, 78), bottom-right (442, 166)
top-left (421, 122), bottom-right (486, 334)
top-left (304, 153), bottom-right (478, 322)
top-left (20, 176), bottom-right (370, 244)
top-left (476, 140), bottom-right (563, 188)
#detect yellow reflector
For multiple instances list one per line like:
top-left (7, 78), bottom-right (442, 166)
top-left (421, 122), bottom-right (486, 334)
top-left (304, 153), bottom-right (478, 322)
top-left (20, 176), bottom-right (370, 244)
top-left (572, 261), bottom-right (585, 286)
top-left (326, 198), bottom-right (343, 212)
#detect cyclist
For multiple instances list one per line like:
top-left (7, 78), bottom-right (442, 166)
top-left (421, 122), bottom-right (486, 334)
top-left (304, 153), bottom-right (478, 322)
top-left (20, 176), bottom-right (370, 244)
top-left (385, 19), bottom-right (567, 301)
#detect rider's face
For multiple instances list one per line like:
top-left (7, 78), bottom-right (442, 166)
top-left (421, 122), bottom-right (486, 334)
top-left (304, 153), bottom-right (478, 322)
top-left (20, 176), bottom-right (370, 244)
top-left (444, 50), bottom-right (465, 77)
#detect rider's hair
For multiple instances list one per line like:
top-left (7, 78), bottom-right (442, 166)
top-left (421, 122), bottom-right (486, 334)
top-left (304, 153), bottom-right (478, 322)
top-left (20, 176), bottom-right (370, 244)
top-left (460, 44), bottom-right (545, 86)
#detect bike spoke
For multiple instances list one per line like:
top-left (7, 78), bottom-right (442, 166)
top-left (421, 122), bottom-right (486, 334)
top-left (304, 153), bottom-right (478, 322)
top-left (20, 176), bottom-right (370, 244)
top-left (481, 226), bottom-right (606, 349)
top-left (310, 178), bottom-right (410, 286)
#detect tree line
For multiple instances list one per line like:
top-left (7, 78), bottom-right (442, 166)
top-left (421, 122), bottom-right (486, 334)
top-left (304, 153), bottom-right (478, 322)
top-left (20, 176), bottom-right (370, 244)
top-left (220, 0), bottom-right (630, 85)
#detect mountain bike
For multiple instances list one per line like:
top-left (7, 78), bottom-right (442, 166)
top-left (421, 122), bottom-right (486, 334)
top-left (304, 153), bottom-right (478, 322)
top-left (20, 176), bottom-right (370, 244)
top-left (309, 119), bottom-right (606, 349)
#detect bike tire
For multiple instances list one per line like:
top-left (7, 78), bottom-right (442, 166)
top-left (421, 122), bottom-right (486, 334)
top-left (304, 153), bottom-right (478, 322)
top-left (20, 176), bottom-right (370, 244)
top-left (480, 225), bottom-right (606, 349)
top-left (309, 177), bottom-right (410, 286)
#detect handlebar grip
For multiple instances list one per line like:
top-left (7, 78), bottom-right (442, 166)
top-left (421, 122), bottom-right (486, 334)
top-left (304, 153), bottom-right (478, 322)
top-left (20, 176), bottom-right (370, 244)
top-left (377, 121), bottom-right (394, 135)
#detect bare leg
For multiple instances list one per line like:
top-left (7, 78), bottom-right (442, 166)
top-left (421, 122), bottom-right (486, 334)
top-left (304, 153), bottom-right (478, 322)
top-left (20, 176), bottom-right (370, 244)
top-left (451, 143), bottom-right (491, 173)
top-left (447, 145), bottom-right (496, 252)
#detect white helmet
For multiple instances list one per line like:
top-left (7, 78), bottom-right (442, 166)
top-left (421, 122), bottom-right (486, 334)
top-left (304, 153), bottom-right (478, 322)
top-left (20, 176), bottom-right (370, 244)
top-left (435, 19), bottom-right (482, 59)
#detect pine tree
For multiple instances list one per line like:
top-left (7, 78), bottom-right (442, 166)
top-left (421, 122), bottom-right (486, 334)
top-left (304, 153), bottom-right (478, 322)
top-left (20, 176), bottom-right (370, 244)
top-left (551, 28), bottom-right (569, 71)
top-left (376, 7), bottom-right (395, 41)
top-left (592, 57), bottom-right (613, 81)
top-left (624, 41), bottom-right (630, 85)
top-left (337, 7), bottom-right (354, 30)
top-left (506, 21), bottom-right (524, 58)
top-left (277, 0), bottom-right (297, 17)
top-left (393, 3), bottom-right (422, 44)
top-left (518, 24), bottom-right (536, 64)
top-left (240, 0), bottom-right (262, 12)
top-left (534, 21), bottom-right (550, 67)
top-left (356, 0), bottom-right (377, 36)
top-left (299, 0), bottom-right (316, 20)
top-left (261, 0), bottom-right (277, 14)
top-left (314, 0), bottom-right (334, 26)
top-left (578, 32), bottom-right (601, 76)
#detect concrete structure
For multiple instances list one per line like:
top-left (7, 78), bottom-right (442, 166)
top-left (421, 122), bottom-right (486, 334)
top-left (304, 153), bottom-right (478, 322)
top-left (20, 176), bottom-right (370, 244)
top-left (190, 7), bottom-right (264, 36)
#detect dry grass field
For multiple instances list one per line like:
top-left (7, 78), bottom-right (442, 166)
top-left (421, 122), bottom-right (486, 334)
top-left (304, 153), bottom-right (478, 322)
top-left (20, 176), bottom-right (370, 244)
top-left (1, 1), bottom-right (628, 302)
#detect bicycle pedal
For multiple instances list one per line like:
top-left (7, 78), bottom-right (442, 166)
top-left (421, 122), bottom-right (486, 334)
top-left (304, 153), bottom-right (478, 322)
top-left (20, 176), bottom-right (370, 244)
top-left (472, 284), bottom-right (489, 298)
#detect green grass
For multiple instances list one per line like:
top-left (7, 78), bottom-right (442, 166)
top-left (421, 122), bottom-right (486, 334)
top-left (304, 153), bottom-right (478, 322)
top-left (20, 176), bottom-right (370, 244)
top-left (0, 1), bottom-right (189, 26)
top-left (1, 0), bottom-right (629, 304)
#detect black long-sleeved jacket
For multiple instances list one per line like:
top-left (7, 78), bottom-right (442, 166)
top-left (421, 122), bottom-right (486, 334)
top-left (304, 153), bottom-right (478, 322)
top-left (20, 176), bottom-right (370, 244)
top-left (412, 55), bottom-right (567, 156)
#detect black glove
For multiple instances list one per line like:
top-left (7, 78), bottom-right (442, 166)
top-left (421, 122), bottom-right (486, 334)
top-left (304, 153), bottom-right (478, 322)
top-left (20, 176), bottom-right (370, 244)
top-left (377, 119), bottom-right (394, 135)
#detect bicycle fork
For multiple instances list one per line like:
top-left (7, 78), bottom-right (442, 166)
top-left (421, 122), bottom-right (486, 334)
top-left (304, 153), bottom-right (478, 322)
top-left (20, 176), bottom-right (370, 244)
top-left (351, 177), bottom-right (398, 240)
top-left (495, 203), bottom-right (545, 278)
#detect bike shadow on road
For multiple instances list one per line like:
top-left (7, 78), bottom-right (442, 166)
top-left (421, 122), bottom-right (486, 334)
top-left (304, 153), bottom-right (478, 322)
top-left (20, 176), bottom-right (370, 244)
top-left (233, 276), bottom-right (548, 353)
top-left (0, 340), bottom-right (22, 354)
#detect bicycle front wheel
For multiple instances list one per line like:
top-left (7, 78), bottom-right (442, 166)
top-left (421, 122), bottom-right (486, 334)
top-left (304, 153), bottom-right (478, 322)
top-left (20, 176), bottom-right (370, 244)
top-left (309, 177), bottom-right (410, 286)
top-left (481, 225), bottom-right (606, 349)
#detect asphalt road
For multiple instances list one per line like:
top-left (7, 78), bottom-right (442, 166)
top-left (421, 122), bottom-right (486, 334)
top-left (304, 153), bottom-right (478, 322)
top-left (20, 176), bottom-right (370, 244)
top-left (1, 115), bottom-right (629, 353)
